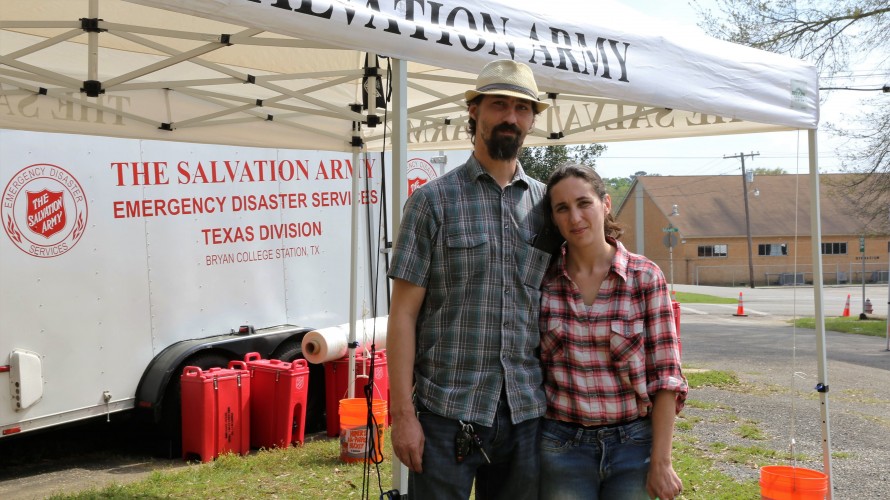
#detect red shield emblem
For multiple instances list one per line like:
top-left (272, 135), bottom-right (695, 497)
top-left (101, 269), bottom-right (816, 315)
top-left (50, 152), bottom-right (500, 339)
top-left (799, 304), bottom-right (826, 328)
top-left (408, 177), bottom-right (428, 196)
top-left (26, 189), bottom-right (66, 239)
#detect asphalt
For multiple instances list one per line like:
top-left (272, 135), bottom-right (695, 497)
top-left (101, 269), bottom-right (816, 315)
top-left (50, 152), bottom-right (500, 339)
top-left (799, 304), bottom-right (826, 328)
top-left (672, 283), bottom-right (890, 321)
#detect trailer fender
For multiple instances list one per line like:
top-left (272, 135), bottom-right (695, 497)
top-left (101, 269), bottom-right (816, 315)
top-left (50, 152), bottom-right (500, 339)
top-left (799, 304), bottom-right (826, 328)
top-left (134, 324), bottom-right (312, 422)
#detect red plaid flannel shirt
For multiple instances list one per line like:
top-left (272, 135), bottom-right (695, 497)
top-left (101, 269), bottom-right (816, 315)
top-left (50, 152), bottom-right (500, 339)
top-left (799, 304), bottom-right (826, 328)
top-left (540, 239), bottom-right (687, 425)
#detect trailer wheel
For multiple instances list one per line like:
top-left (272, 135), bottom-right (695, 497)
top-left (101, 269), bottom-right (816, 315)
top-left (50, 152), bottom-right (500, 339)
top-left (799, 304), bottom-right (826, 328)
top-left (159, 351), bottom-right (230, 457)
top-left (271, 340), bottom-right (327, 434)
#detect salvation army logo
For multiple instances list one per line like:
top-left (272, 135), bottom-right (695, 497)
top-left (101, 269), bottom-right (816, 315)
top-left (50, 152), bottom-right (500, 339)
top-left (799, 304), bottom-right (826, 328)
top-left (407, 158), bottom-right (438, 196)
top-left (28, 189), bottom-right (66, 238)
top-left (2, 163), bottom-right (88, 258)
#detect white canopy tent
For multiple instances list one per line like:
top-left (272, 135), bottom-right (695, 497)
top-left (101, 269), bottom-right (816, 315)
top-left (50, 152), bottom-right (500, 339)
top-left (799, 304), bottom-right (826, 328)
top-left (1, 0), bottom-right (817, 150)
top-left (1, 0), bottom-right (832, 494)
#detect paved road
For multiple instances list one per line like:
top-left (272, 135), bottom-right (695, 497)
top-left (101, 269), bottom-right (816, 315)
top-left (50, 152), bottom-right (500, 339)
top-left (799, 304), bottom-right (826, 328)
top-left (672, 283), bottom-right (890, 320)
top-left (672, 284), bottom-right (890, 372)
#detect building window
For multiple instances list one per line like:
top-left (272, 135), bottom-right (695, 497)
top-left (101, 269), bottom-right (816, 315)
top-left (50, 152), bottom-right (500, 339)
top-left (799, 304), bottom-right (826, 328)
top-left (758, 243), bottom-right (788, 256)
top-left (821, 242), bottom-right (847, 255)
top-left (698, 244), bottom-right (727, 257)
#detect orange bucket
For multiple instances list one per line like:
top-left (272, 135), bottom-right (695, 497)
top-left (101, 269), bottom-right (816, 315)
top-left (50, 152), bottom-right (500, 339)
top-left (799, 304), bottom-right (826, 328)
top-left (339, 398), bottom-right (388, 463)
top-left (760, 466), bottom-right (827, 499)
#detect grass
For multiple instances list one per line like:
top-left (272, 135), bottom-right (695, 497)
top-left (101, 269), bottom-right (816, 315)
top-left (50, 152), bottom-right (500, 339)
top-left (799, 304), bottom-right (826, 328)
top-left (707, 442), bottom-right (809, 467)
top-left (50, 434), bottom-right (396, 499)
top-left (792, 315), bottom-right (887, 337)
top-left (685, 369), bottom-right (740, 389)
top-left (735, 422), bottom-right (767, 440)
top-left (671, 440), bottom-right (760, 499)
top-left (43, 369), bottom-right (792, 499)
top-left (53, 426), bottom-right (770, 500)
top-left (684, 399), bottom-right (727, 410)
top-left (672, 292), bottom-right (738, 304)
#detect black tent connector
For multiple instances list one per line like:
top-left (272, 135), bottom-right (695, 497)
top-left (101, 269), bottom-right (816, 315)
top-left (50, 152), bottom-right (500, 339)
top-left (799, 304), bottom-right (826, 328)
top-left (81, 80), bottom-right (104, 97)
top-left (255, 99), bottom-right (263, 107)
top-left (444, 118), bottom-right (451, 125)
top-left (549, 131), bottom-right (564, 139)
top-left (246, 74), bottom-right (256, 84)
top-left (366, 114), bottom-right (380, 127)
top-left (350, 103), bottom-right (362, 113)
top-left (159, 123), bottom-right (173, 131)
top-left (266, 114), bottom-right (273, 121)
top-left (351, 136), bottom-right (363, 147)
top-left (220, 34), bottom-right (232, 45)
top-left (79, 18), bottom-right (105, 33)
top-left (547, 92), bottom-right (558, 99)
top-left (38, 87), bottom-right (48, 95)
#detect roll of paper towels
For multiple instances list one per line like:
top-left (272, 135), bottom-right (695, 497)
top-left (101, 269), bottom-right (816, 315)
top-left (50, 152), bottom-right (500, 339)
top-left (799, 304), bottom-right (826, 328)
top-left (301, 316), bottom-right (388, 364)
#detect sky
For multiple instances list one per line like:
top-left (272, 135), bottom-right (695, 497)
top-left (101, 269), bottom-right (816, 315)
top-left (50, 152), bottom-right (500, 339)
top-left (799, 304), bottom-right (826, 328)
top-left (591, 1), bottom-right (887, 180)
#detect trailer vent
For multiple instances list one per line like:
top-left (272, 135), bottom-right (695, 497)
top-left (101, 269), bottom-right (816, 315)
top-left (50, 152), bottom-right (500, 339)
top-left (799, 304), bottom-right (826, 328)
top-left (9, 349), bottom-right (43, 410)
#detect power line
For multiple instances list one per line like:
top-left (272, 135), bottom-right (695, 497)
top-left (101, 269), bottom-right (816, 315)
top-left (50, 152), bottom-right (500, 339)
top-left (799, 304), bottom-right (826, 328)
top-left (820, 86), bottom-right (889, 92)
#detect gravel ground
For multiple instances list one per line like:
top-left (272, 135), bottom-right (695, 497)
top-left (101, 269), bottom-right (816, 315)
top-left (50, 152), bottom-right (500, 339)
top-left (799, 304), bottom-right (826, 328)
top-left (678, 312), bottom-right (890, 500)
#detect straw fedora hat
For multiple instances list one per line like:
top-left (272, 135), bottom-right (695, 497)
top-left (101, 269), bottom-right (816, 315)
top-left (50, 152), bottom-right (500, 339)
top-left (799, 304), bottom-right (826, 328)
top-left (464, 60), bottom-right (550, 111)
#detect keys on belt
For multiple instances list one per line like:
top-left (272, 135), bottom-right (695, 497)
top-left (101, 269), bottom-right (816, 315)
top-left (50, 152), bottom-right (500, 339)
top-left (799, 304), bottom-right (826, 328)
top-left (455, 420), bottom-right (490, 464)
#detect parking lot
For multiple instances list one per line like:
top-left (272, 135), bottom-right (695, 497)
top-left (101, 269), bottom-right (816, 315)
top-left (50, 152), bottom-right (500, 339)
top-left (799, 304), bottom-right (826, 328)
top-left (673, 283), bottom-right (890, 321)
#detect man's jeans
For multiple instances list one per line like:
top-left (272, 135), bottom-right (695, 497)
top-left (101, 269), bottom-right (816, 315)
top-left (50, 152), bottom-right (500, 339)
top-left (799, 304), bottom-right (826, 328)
top-left (540, 417), bottom-right (652, 500)
top-left (408, 398), bottom-right (541, 500)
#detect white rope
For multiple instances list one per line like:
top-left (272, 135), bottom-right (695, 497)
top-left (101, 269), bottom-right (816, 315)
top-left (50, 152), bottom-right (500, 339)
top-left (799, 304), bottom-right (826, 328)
top-left (789, 129), bottom-right (802, 467)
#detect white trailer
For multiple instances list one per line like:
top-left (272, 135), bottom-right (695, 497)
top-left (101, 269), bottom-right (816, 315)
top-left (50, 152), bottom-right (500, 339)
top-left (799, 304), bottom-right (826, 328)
top-left (0, 129), bottom-right (444, 441)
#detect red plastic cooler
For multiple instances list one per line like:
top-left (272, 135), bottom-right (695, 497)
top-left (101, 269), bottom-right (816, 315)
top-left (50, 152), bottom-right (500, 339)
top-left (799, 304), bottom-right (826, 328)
top-left (324, 350), bottom-right (389, 437)
top-left (180, 361), bottom-right (251, 462)
top-left (244, 352), bottom-right (310, 448)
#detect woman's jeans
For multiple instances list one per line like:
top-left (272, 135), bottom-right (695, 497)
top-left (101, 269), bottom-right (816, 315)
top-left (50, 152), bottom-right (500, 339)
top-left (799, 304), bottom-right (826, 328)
top-left (540, 417), bottom-right (653, 500)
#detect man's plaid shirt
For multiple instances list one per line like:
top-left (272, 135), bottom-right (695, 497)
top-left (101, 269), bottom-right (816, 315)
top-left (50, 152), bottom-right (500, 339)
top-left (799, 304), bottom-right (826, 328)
top-left (388, 155), bottom-right (551, 426)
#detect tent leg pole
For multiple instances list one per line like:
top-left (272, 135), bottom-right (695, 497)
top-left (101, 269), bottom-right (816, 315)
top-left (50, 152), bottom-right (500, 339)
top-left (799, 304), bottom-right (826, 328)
top-left (389, 56), bottom-right (410, 499)
top-left (809, 129), bottom-right (834, 497)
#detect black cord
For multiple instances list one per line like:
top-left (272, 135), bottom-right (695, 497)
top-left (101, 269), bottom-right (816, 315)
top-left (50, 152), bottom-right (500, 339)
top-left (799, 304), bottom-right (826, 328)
top-left (360, 53), bottom-right (393, 500)
top-left (380, 60), bottom-right (393, 308)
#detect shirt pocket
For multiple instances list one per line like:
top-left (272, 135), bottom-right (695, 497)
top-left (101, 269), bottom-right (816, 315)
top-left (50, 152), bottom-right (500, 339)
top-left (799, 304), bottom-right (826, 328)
top-left (609, 320), bottom-right (644, 364)
top-left (516, 242), bottom-right (551, 289)
top-left (444, 230), bottom-right (488, 283)
top-left (541, 315), bottom-right (567, 361)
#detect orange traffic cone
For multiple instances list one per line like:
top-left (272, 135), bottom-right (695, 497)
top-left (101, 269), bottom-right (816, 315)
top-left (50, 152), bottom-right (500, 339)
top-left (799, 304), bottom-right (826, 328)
top-left (842, 294), bottom-right (851, 317)
top-left (733, 292), bottom-right (748, 317)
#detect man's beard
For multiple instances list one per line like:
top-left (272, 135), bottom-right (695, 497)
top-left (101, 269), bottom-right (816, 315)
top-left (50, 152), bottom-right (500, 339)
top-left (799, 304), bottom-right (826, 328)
top-left (485, 123), bottom-right (524, 160)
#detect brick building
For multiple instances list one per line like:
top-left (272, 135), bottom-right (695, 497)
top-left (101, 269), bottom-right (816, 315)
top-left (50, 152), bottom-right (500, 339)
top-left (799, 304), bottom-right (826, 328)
top-left (614, 174), bottom-right (890, 287)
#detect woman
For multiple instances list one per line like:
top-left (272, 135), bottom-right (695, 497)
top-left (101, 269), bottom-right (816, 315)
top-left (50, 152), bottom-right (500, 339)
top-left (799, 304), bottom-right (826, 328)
top-left (539, 162), bottom-right (687, 500)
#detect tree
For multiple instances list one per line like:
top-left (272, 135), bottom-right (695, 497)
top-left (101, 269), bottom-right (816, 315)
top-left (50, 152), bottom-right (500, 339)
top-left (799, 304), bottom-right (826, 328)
top-left (518, 144), bottom-right (606, 183)
top-left (606, 176), bottom-right (634, 207)
top-left (752, 167), bottom-right (787, 176)
top-left (695, 0), bottom-right (890, 226)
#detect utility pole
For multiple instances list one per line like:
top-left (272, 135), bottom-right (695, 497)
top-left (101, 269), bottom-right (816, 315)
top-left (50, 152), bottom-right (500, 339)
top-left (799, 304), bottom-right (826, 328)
top-left (724, 152), bottom-right (760, 288)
